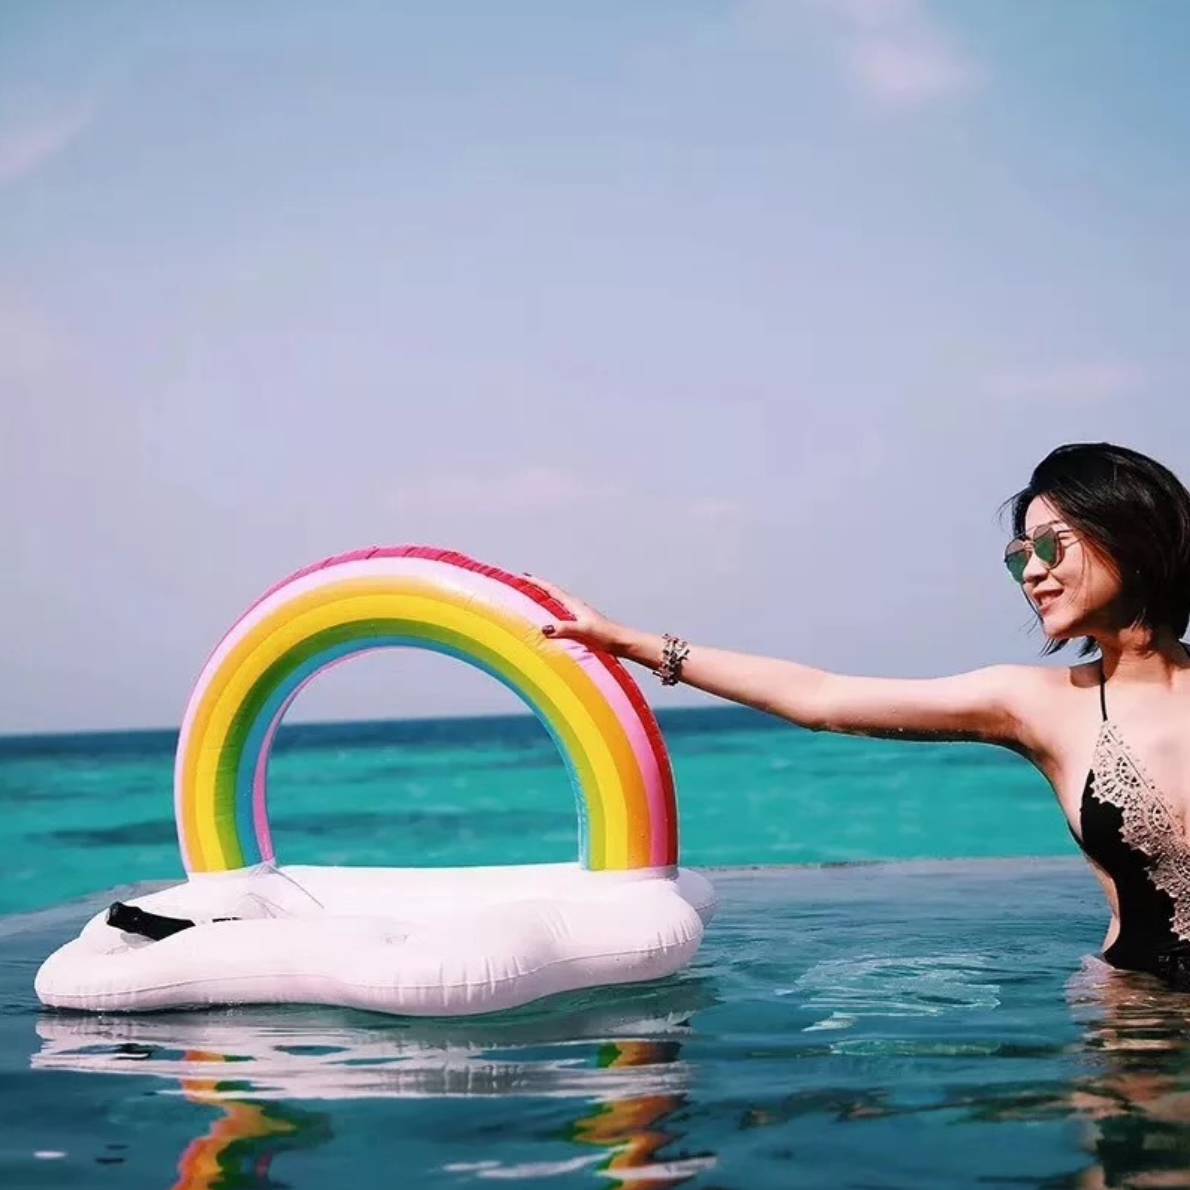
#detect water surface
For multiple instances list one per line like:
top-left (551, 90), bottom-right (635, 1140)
top-left (7, 860), bottom-right (1188, 1189)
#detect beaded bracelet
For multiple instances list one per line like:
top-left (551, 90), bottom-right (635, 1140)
top-left (657, 634), bottom-right (690, 686)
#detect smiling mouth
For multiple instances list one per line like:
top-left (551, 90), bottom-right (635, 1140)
top-left (1034, 592), bottom-right (1062, 612)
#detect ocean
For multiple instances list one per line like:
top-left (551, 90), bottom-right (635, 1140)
top-left (0, 706), bottom-right (1071, 918)
top-left (3, 704), bottom-right (1175, 1190)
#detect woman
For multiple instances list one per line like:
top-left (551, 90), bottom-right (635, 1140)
top-left (532, 442), bottom-right (1190, 987)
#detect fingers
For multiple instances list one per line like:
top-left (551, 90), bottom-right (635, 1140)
top-left (522, 573), bottom-right (568, 639)
top-left (522, 573), bottom-right (594, 642)
top-left (522, 572), bottom-right (568, 601)
top-left (523, 572), bottom-right (581, 616)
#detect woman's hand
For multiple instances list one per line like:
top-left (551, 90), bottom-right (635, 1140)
top-left (524, 575), bottom-right (629, 655)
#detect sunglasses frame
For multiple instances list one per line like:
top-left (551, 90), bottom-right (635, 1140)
top-left (1004, 523), bottom-right (1071, 584)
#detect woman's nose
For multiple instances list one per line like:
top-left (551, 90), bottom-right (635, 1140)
top-left (1021, 546), bottom-right (1050, 582)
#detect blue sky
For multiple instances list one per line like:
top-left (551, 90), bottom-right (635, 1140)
top-left (2, 1), bottom-right (1187, 733)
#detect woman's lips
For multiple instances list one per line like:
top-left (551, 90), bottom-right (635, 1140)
top-left (1034, 590), bottom-right (1062, 613)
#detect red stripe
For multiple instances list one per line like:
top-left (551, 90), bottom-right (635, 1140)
top-left (192, 544), bottom-right (678, 863)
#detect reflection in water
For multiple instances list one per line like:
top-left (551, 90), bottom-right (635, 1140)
top-left (170, 1055), bottom-right (332, 1190)
top-left (947, 961), bottom-right (1190, 1189)
top-left (57, 949), bottom-right (1190, 1188)
top-left (35, 948), bottom-right (1190, 1185)
top-left (731, 961), bottom-right (1190, 1189)
top-left (1060, 959), bottom-right (1190, 1190)
top-left (32, 979), bottom-right (719, 1188)
top-left (566, 1040), bottom-right (714, 1189)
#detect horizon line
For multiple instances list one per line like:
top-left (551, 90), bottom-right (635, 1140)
top-left (0, 699), bottom-right (776, 747)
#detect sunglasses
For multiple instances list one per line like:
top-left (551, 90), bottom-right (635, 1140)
top-left (1004, 524), bottom-right (1071, 584)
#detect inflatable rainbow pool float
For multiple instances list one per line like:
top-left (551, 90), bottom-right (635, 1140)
top-left (35, 547), bottom-right (717, 1016)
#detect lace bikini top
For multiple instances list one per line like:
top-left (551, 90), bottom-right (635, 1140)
top-left (1074, 652), bottom-right (1190, 971)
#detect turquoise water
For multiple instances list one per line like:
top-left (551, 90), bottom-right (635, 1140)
top-left (0, 707), bottom-right (1071, 916)
top-left (8, 705), bottom-right (1188, 1189)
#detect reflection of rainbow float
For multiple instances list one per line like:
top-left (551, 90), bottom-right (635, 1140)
top-left (36, 547), bottom-right (717, 1016)
top-left (32, 985), bottom-right (716, 1186)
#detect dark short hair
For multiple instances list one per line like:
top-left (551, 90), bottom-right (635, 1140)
top-left (1003, 442), bottom-right (1190, 655)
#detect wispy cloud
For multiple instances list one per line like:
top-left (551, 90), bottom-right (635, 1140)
top-left (768, 0), bottom-right (984, 106)
top-left (0, 101), bottom-right (95, 187)
top-left (980, 362), bottom-right (1147, 405)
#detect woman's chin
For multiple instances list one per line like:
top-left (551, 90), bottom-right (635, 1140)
top-left (1043, 616), bottom-right (1092, 645)
top-left (1039, 611), bottom-right (1077, 641)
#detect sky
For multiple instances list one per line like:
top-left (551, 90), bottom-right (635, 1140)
top-left (2, 0), bottom-right (1188, 734)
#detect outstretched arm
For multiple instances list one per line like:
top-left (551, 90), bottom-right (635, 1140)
top-left (622, 631), bottom-right (1024, 746)
top-left (529, 577), bottom-right (1030, 750)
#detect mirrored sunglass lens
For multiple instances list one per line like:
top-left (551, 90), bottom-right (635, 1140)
top-left (1033, 527), bottom-right (1060, 567)
top-left (1005, 545), bottom-right (1028, 582)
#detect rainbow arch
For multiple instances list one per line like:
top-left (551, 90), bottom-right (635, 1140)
top-left (173, 547), bottom-right (678, 875)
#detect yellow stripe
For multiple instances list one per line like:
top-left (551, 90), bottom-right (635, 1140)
top-left (189, 602), bottom-right (609, 866)
top-left (180, 576), bottom-right (649, 871)
top-left (184, 600), bottom-right (614, 869)
top-left (183, 587), bottom-right (617, 866)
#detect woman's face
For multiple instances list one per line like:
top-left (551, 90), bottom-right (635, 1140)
top-left (1011, 496), bottom-right (1124, 641)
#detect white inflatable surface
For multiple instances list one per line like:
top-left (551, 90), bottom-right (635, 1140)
top-left (35, 863), bottom-right (718, 1017)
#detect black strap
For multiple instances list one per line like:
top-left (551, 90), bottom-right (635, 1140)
top-left (107, 901), bottom-right (237, 942)
top-left (1098, 643), bottom-right (1190, 722)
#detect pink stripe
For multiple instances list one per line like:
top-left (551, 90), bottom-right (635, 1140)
top-left (343, 557), bottom-right (673, 864)
top-left (181, 553), bottom-right (672, 868)
top-left (177, 547), bottom-right (675, 870)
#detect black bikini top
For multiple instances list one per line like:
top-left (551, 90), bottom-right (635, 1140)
top-left (1073, 649), bottom-right (1190, 969)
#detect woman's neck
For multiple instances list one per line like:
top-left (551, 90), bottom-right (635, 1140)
top-left (1097, 626), bottom-right (1188, 684)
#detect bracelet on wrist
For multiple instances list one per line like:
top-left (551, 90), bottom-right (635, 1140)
top-left (657, 634), bottom-right (690, 686)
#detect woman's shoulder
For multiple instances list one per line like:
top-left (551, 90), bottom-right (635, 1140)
top-left (993, 658), bottom-right (1103, 759)
top-left (1000, 657), bottom-right (1102, 705)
